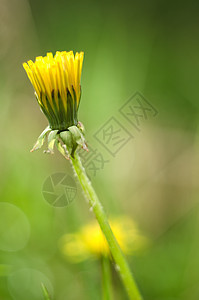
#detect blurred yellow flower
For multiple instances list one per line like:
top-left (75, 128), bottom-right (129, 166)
top-left (23, 51), bottom-right (84, 130)
top-left (60, 217), bottom-right (148, 263)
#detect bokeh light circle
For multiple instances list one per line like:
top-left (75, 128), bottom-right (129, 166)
top-left (7, 268), bottom-right (53, 300)
top-left (0, 202), bottom-right (30, 252)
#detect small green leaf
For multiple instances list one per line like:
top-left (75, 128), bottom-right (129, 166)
top-left (41, 283), bottom-right (51, 300)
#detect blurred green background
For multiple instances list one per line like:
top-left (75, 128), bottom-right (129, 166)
top-left (0, 0), bottom-right (199, 299)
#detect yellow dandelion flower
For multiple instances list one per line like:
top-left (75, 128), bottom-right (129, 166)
top-left (60, 217), bottom-right (148, 263)
top-left (23, 51), bottom-right (84, 131)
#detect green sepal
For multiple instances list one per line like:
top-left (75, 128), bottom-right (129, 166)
top-left (45, 130), bottom-right (59, 154)
top-left (68, 126), bottom-right (88, 151)
top-left (77, 121), bottom-right (85, 134)
top-left (55, 139), bottom-right (70, 160)
top-left (30, 126), bottom-right (51, 152)
top-left (59, 131), bottom-right (74, 155)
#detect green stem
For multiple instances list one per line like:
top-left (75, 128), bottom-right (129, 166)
top-left (70, 153), bottom-right (142, 300)
top-left (101, 255), bottom-right (112, 300)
